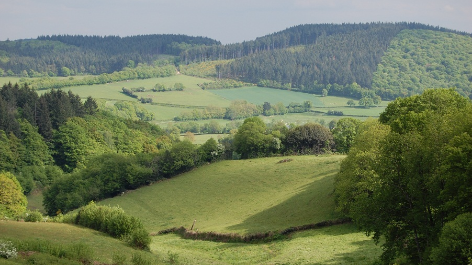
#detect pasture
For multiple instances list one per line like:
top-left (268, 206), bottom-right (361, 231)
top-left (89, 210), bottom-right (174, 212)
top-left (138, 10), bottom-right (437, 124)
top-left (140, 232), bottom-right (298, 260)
top-left (208, 86), bottom-right (324, 106)
top-left (96, 154), bottom-right (381, 264)
top-left (151, 224), bottom-right (381, 265)
top-left (100, 155), bottom-right (344, 234)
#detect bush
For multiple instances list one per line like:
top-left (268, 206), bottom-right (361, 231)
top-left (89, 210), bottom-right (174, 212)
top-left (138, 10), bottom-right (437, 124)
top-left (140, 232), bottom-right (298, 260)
top-left (73, 202), bottom-right (151, 249)
top-left (24, 210), bottom-right (44, 222)
top-left (0, 240), bottom-right (17, 259)
top-left (126, 228), bottom-right (152, 250)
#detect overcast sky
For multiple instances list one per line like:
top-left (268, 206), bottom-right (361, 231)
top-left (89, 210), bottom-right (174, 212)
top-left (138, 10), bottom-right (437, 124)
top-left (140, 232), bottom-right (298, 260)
top-left (1, 0), bottom-right (471, 44)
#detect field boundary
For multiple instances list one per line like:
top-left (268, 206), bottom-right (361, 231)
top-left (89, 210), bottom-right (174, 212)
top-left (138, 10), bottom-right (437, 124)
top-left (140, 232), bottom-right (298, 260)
top-left (152, 218), bottom-right (352, 243)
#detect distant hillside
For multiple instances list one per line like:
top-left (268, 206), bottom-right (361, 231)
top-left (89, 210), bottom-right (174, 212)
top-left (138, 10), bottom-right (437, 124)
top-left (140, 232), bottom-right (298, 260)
top-left (202, 22), bottom-right (471, 100)
top-left (0, 34), bottom-right (219, 76)
top-left (372, 29), bottom-right (472, 99)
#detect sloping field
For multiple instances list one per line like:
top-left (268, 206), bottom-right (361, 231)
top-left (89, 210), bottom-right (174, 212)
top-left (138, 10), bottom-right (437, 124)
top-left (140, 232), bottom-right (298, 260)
top-left (0, 221), bottom-right (161, 264)
top-left (99, 155), bottom-right (345, 234)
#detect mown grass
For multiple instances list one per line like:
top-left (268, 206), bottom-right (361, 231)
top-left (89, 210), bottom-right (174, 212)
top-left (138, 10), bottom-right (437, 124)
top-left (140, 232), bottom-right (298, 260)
top-left (99, 155), bottom-right (344, 234)
top-left (0, 221), bottom-right (162, 264)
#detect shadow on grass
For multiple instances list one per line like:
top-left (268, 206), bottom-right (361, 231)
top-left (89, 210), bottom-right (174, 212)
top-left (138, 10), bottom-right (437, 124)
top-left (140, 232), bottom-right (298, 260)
top-left (226, 169), bottom-right (342, 234)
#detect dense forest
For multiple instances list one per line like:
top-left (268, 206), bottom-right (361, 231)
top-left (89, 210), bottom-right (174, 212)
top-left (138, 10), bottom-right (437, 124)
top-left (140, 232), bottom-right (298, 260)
top-left (210, 23), bottom-right (472, 100)
top-left (0, 34), bottom-right (219, 76)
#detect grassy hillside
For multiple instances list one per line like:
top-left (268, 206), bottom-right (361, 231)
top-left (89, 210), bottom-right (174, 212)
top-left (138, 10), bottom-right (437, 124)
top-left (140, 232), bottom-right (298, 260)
top-left (99, 155), bottom-right (344, 234)
top-left (97, 154), bottom-right (382, 264)
top-left (0, 221), bottom-right (162, 264)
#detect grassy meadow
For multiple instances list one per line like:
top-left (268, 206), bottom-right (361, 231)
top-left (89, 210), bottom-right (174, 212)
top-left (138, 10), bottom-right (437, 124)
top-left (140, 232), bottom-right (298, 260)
top-left (99, 155), bottom-right (344, 234)
top-left (151, 224), bottom-right (381, 265)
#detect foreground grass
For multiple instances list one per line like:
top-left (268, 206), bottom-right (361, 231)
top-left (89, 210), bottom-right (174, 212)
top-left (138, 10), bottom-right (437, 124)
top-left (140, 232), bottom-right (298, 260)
top-left (100, 155), bottom-right (344, 234)
top-left (0, 221), bottom-right (162, 264)
top-left (151, 224), bottom-right (381, 265)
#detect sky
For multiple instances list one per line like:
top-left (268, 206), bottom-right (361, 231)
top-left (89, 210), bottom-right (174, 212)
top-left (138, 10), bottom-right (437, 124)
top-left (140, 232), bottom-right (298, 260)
top-left (1, 0), bottom-right (471, 44)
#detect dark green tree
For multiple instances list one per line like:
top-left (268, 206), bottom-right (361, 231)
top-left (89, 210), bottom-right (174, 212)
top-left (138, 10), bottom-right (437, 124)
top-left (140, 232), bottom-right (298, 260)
top-left (335, 89), bottom-right (472, 264)
top-left (284, 123), bottom-right (334, 154)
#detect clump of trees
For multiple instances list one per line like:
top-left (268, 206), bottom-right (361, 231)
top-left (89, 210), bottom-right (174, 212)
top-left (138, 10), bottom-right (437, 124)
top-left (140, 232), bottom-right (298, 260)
top-left (231, 117), bottom-right (334, 159)
top-left (174, 100), bottom-right (312, 121)
top-left (334, 88), bottom-right (472, 264)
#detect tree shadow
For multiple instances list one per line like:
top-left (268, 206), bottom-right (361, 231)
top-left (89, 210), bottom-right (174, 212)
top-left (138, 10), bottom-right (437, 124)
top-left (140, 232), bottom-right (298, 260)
top-left (226, 168), bottom-right (342, 234)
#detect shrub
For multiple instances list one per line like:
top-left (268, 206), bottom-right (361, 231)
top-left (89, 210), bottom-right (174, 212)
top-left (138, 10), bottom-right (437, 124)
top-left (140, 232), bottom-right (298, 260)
top-left (0, 240), bottom-right (17, 259)
top-left (24, 210), bottom-right (44, 222)
top-left (73, 202), bottom-right (151, 249)
top-left (126, 228), bottom-right (152, 250)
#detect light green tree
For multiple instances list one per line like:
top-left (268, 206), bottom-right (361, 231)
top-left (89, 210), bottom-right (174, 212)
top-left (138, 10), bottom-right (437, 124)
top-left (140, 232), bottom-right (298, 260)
top-left (0, 172), bottom-right (27, 217)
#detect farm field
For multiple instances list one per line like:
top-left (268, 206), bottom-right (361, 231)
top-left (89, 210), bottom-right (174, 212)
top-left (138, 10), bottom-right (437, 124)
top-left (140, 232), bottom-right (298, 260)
top-left (208, 86), bottom-right (324, 106)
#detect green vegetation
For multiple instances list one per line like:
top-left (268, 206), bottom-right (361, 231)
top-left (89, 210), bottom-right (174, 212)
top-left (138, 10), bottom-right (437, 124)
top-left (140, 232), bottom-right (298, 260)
top-left (373, 29), bottom-right (472, 99)
top-left (0, 34), bottom-right (218, 76)
top-left (334, 89), bottom-right (472, 264)
top-left (100, 155), bottom-right (343, 234)
top-left (152, 224), bottom-right (381, 265)
top-left (209, 86), bottom-right (323, 106)
top-left (0, 172), bottom-right (27, 218)
top-left (0, 221), bottom-right (162, 264)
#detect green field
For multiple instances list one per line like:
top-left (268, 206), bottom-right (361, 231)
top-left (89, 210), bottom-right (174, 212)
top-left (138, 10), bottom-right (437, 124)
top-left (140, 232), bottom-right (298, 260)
top-left (151, 224), bottom-right (381, 265)
top-left (97, 154), bottom-right (381, 264)
top-left (100, 155), bottom-right (344, 234)
top-left (0, 221), bottom-right (162, 264)
top-left (208, 86), bottom-right (324, 106)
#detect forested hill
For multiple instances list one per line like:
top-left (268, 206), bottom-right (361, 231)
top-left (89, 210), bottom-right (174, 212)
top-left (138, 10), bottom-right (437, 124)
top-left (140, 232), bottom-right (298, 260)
top-left (181, 22), bottom-right (466, 62)
top-left (190, 22), bottom-right (471, 100)
top-left (0, 34), bottom-right (219, 76)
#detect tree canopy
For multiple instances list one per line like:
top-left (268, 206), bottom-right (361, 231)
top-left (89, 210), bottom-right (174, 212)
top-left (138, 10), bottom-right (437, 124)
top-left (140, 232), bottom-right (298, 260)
top-left (334, 88), bottom-right (472, 264)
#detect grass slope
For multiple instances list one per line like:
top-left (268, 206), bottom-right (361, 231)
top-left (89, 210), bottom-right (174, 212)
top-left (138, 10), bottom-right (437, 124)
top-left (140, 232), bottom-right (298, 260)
top-left (99, 155), bottom-right (344, 234)
top-left (0, 221), bottom-right (161, 264)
